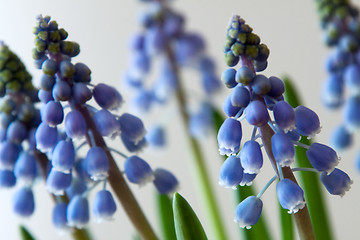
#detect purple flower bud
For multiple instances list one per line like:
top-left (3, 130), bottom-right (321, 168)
top-left (67, 195), bottom-right (89, 228)
top-left (52, 140), bottom-right (75, 173)
top-left (93, 109), bottom-right (119, 137)
top-left (223, 95), bottom-right (242, 118)
top-left (231, 85), bottom-right (250, 108)
top-left (124, 155), bottom-right (153, 185)
top-left (38, 89), bottom-right (54, 103)
top-left (0, 169), bottom-right (16, 188)
top-left (219, 156), bottom-right (243, 189)
top-left (234, 196), bottom-right (263, 229)
top-left (14, 152), bottom-right (37, 184)
top-left (35, 122), bottom-right (58, 152)
top-left (65, 110), bottom-right (87, 139)
top-left (0, 141), bottom-right (20, 170)
top-left (306, 143), bottom-right (339, 173)
top-left (294, 106), bottom-right (321, 137)
top-left (42, 101), bottom-right (64, 126)
top-left (235, 66), bottom-right (254, 85)
top-left (221, 68), bottom-right (237, 88)
top-left (273, 101), bottom-right (296, 132)
top-left (46, 169), bottom-right (72, 195)
top-left (240, 140), bottom-right (263, 174)
top-left (52, 80), bottom-right (72, 101)
top-left (271, 132), bottom-right (295, 167)
top-left (245, 100), bottom-right (269, 127)
top-left (153, 168), bottom-right (179, 195)
top-left (85, 147), bottom-right (109, 181)
top-left (92, 190), bottom-right (117, 222)
top-left (6, 121), bottom-right (27, 144)
top-left (118, 113), bottom-right (146, 144)
top-left (276, 179), bottom-right (305, 214)
top-left (320, 168), bottom-right (352, 197)
top-left (252, 75), bottom-right (271, 95)
top-left (267, 76), bottom-right (285, 98)
top-left (93, 83), bottom-right (123, 110)
top-left (72, 83), bottom-right (92, 104)
top-left (217, 118), bottom-right (242, 156)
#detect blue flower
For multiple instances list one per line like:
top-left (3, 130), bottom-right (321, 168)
top-left (320, 168), bottom-right (352, 197)
top-left (52, 202), bottom-right (68, 230)
top-left (271, 132), bottom-right (295, 167)
top-left (85, 147), bottom-right (109, 181)
top-left (92, 190), bottom-right (117, 222)
top-left (13, 187), bottom-right (35, 217)
top-left (219, 156), bottom-right (243, 189)
top-left (276, 179), bottom-right (305, 214)
top-left (153, 168), bottom-right (179, 195)
top-left (234, 196), bottom-right (263, 229)
top-left (67, 195), bottom-right (89, 228)
top-left (239, 140), bottom-right (263, 174)
top-left (294, 106), bottom-right (321, 138)
top-left (217, 118), bottom-right (242, 156)
top-left (124, 156), bottom-right (153, 186)
top-left (244, 100), bottom-right (269, 127)
top-left (306, 143), bottom-right (339, 173)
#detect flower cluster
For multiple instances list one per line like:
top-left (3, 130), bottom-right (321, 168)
top-left (124, 0), bottom-right (222, 146)
top-left (316, 0), bottom-right (360, 152)
top-left (0, 43), bottom-right (40, 217)
top-left (217, 15), bottom-right (352, 229)
top-left (2, 15), bottom-right (179, 231)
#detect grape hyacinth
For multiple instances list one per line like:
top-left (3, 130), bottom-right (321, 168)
top-left (30, 15), bottom-right (179, 239)
top-left (124, 0), bottom-right (222, 148)
top-left (217, 15), bottom-right (351, 237)
top-left (316, 0), bottom-right (360, 160)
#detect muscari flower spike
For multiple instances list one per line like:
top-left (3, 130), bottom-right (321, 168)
top-left (217, 14), bottom-right (351, 229)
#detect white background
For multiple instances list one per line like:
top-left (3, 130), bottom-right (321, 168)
top-left (0, 0), bottom-right (359, 239)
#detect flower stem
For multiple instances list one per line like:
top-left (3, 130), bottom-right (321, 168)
top-left (75, 104), bottom-right (158, 240)
top-left (259, 124), bottom-right (315, 240)
top-left (165, 46), bottom-right (228, 240)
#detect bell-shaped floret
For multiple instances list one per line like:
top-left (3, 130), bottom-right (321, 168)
top-left (118, 113), bottom-right (146, 144)
top-left (223, 95), bottom-right (242, 118)
top-left (38, 89), bottom-right (54, 103)
top-left (231, 85), bottom-right (250, 108)
top-left (343, 95), bottom-right (360, 132)
top-left (14, 152), bottom-right (37, 184)
top-left (73, 63), bottom-right (91, 83)
top-left (72, 83), bottom-right (92, 104)
top-left (306, 143), bottom-right (339, 173)
top-left (85, 147), bottom-right (109, 181)
top-left (221, 68), bottom-right (238, 88)
top-left (219, 155), bottom-right (243, 189)
top-left (294, 106), bottom-right (321, 137)
top-left (271, 132), bottom-right (295, 167)
top-left (235, 66), bottom-right (254, 85)
top-left (93, 109), bottom-right (119, 137)
top-left (52, 140), bottom-right (75, 173)
top-left (276, 179), bottom-right (305, 214)
top-left (13, 187), bottom-right (35, 217)
top-left (6, 121), bottom-right (27, 143)
top-left (321, 74), bottom-right (344, 108)
top-left (53, 202), bottom-right (69, 230)
top-left (67, 195), bottom-right (89, 229)
top-left (273, 101), bottom-right (296, 133)
top-left (240, 173), bottom-right (257, 186)
top-left (0, 169), bottom-right (16, 188)
top-left (35, 122), bottom-right (58, 152)
top-left (0, 141), bottom-right (20, 170)
top-left (217, 118), bottom-right (242, 156)
top-left (52, 80), bottom-right (72, 101)
top-left (267, 76), bottom-right (285, 98)
top-left (240, 140), bottom-right (263, 174)
top-left (65, 110), bottom-right (87, 139)
top-left (121, 134), bottom-right (147, 153)
top-left (331, 125), bottom-right (353, 151)
top-left (93, 83), bottom-right (123, 110)
top-left (320, 168), bottom-right (352, 197)
top-left (153, 168), bottom-right (179, 195)
top-left (234, 196), bottom-right (263, 229)
top-left (124, 155), bottom-right (153, 185)
top-left (252, 75), bottom-right (271, 95)
top-left (245, 100), bottom-right (269, 127)
top-left (46, 169), bottom-right (72, 195)
top-left (92, 190), bottom-right (117, 222)
top-left (42, 101), bottom-right (64, 126)
top-left (145, 125), bottom-right (165, 148)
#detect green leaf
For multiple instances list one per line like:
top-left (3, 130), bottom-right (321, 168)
top-left (212, 106), bottom-right (272, 240)
top-left (279, 204), bottom-right (294, 240)
top-left (19, 226), bottom-right (35, 240)
top-left (156, 192), bottom-right (176, 240)
top-left (283, 76), bottom-right (333, 240)
top-left (173, 192), bottom-right (208, 240)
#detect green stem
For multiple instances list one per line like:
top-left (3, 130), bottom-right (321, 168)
top-left (165, 46), bottom-right (227, 240)
top-left (259, 124), bottom-right (315, 240)
top-left (75, 104), bottom-right (158, 240)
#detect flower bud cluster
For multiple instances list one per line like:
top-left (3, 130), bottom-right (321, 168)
top-left (124, 0), bottom-right (222, 147)
top-left (0, 43), bottom-right (41, 218)
top-left (1, 15), bottom-right (179, 230)
top-left (316, 0), bottom-right (360, 153)
top-left (217, 15), bottom-right (352, 229)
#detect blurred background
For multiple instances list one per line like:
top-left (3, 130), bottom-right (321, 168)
top-left (0, 0), bottom-right (359, 239)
